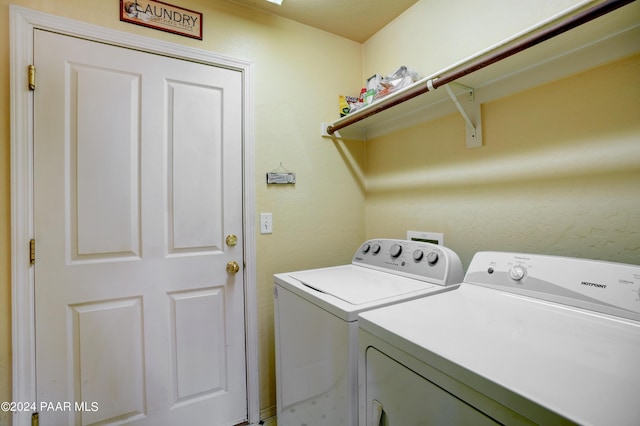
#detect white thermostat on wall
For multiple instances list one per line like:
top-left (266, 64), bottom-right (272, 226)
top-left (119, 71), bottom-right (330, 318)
top-left (407, 230), bottom-right (443, 246)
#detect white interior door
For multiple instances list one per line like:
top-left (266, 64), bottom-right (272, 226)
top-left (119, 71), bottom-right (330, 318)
top-left (33, 29), bottom-right (246, 426)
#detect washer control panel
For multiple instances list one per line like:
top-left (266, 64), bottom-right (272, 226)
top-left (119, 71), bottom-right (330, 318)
top-left (466, 251), bottom-right (640, 321)
top-left (352, 239), bottom-right (464, 285)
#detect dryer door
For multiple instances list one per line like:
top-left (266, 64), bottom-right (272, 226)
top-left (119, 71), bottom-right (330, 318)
top-left (364, 348), bottom-right (499, 425)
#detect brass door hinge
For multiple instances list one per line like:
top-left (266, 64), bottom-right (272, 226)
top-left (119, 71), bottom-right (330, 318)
top-left (30, 239), bottom-right (36, 265)
top-left (28, 65), bottom-right (36, 90)
top-left (32, 412), bottom-right (39, 426)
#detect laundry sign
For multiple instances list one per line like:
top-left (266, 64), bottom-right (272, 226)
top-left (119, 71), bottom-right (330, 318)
top-left (120, 0), bottom-right (203, 40)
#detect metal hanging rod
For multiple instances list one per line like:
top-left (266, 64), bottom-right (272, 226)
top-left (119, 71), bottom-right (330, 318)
top-left (326, 0), bottom-right (634, 136)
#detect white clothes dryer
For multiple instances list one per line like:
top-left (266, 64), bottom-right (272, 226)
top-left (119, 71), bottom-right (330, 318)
top-left (359, 252), bottom-right (640, 425)
top-left (274, 239), bottom-right (464, 426)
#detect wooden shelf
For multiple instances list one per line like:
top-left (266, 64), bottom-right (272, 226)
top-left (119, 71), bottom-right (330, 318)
top-left (322, 1), bottom-right (639, 142)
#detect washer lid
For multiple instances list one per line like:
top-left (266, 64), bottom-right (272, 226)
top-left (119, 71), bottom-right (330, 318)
top-left (290, 265), bottom-right (434, 305)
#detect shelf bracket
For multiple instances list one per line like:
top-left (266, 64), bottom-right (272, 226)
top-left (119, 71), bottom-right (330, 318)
top-left (444, 83), bottom-right (483, 149)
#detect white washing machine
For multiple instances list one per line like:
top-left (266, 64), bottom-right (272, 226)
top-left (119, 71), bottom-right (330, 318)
top-left (359, 252), bottom-right (640, 425)
top-left (274, 239), bottom-right (464, 426)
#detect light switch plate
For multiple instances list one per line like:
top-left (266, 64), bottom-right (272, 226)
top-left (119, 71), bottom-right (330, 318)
top-left (260, 213), bottom-right (273, 234)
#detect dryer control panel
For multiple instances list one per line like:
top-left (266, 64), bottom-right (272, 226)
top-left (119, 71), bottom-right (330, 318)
top-left (465, 252), bottom-right (640, 321)
top-left (352, 239), bottom-right (464, 286)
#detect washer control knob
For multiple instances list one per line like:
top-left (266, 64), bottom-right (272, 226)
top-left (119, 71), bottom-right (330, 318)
top-left (509, 265), bottom-right (526, 281)
top-left (426, 251), bottom-right (439, 265)
top-left (413, 249), bottom-right (424, 261)
top-left (361, 243), bottom-right (370, 254)
top-left (372, 244), bottom-right (381, 254)
top-left (390, 244), bottom-right (402, 258)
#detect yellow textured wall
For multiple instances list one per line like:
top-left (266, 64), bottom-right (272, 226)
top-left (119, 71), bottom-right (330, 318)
top-left (0, 0), bottom-right (364, 422)
top-left (365, 53), bottom-right (640, 268)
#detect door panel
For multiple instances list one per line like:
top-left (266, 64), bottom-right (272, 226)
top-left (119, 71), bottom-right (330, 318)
top-left (70, 298), bottom-right (146, 424)
top-left (34, 29), bottom-right (246, 426)
top-left (168, 80), bottom-right (223, 253)
top-left (73, 64), bottom-right (141, 260)
top-left (170, 288), bottom-right (226, 400)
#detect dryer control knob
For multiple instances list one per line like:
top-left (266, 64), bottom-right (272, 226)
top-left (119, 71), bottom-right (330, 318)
top-left (372, 244), bottom-right (381, 254)
top-left (361, 243), bottom-right (371, 254)
top-left (390, 244), bottom-right (402, 258)
top-left (413, 249), bottom-right (424, 261)
top-left (426, 251), bottom-right (439, 265)
top-left (509, 265), bottom-right (526, 281)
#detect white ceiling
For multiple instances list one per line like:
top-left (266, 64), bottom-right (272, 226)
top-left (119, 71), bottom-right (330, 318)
top-left (225, 0), bottom-right (420, 43)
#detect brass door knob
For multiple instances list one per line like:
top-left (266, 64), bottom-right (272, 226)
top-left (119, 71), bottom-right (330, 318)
top-left (226, 234), bottom-right (238, 247)
top-left (226, 260), bottom-right (240, 274)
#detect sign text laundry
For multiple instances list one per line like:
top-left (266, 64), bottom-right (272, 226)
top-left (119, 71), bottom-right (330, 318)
top-left (120, 0), bottom-right (203, 40)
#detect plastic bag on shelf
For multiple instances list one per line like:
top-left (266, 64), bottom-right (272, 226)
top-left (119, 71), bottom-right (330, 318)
top-left (375, 66), bottom-right (419, 100)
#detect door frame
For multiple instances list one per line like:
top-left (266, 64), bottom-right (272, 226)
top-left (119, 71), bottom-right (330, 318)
top-left (9, 5), bottom-right (259, 426)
